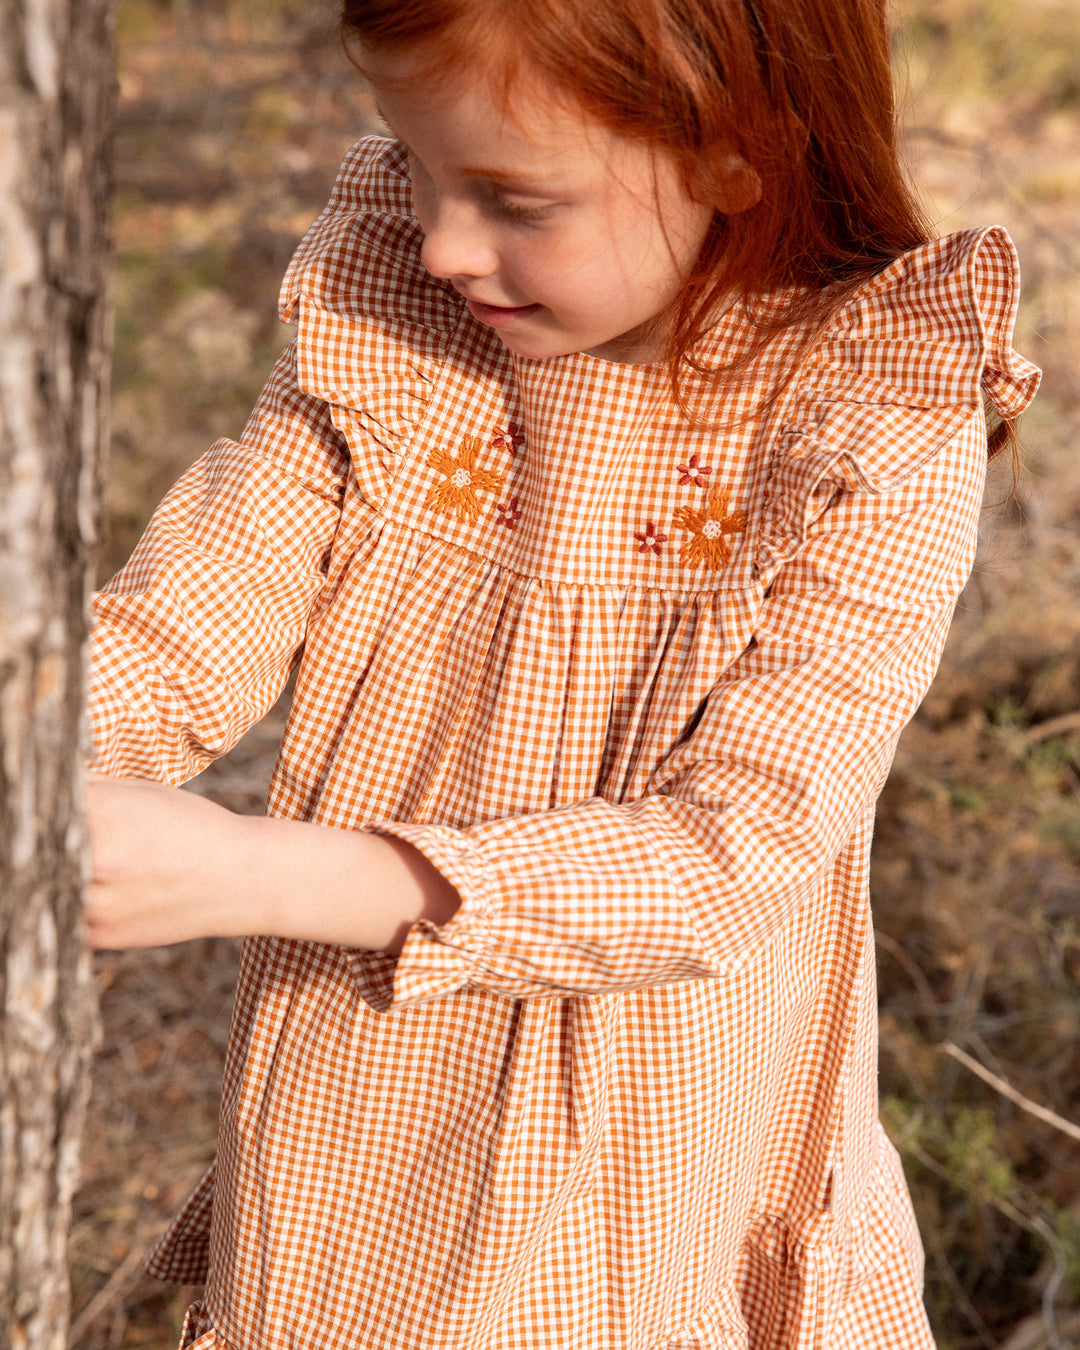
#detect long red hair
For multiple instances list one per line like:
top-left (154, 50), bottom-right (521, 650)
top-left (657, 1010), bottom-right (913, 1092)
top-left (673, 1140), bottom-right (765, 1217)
top-left (340, 0), bottom-right (1013, 456)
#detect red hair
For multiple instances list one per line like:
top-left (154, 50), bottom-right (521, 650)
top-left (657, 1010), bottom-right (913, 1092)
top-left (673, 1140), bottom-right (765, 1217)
top-left (340, 0), bottom-right (1015, 456)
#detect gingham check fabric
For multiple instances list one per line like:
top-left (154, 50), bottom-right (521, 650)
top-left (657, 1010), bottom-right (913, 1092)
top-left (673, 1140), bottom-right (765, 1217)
top-left (88, 139), bottom-right (1040, 1349)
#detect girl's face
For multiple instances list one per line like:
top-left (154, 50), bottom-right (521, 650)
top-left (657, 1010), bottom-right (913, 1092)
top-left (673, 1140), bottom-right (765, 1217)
top-left (365, 47), bottom-right (715, 363)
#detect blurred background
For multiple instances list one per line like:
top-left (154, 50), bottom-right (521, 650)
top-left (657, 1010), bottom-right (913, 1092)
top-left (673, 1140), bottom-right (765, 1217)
top-left (72, 1), bottom-right (1080, 1346)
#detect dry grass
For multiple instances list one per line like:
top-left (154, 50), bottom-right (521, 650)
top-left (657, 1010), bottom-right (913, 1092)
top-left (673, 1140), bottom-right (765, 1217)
top-left (72, 1), bottom-right (1080, 1346)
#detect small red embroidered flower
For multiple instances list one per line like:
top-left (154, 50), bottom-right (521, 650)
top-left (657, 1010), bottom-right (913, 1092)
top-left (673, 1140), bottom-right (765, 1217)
top-left (496, 497), bottom-right (522, 529)
top-left (425, 436), bottom-right (506, 523)
top-left (676, 453), bottom-right (713, 488)
top-left (673, 486), bottom-right (748, 570)
top-left (491, 422), bottom-right (525, 457)
top-left (634, 521), bottom-right (668, 556)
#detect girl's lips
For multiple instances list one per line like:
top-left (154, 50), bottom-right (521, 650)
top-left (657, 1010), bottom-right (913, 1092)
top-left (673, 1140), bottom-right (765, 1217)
top-left (465, 297), bottom-right (542, 329)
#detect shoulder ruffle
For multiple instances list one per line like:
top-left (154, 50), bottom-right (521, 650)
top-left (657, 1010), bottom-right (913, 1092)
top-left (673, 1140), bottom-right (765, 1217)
top-left (277, 137), bottom-right (460, 469)
top-left (807, 227), bottom-right (1036, 410)
top-left (279, 135), bottom-right (450, 336)
top-left (754, 227), bottom-right (1040, 579)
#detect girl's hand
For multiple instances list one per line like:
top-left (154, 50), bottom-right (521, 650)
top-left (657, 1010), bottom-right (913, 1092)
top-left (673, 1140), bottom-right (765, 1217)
top-left (86, 772), bottom-right (257, 948)
top-left (85, 772), bottom-right (460, 952)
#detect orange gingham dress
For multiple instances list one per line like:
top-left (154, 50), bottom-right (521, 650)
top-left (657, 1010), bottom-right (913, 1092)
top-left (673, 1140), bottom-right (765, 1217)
top-left (88, 139), bottom-right (1040, 1349)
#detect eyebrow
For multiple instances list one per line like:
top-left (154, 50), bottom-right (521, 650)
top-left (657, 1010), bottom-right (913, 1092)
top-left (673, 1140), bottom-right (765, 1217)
top-left (456, 165), bottom-right (562, 188)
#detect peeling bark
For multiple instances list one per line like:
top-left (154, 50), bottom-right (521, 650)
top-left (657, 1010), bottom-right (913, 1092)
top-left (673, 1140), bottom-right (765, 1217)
top-left (0, 2), bottom-right (113, 1347)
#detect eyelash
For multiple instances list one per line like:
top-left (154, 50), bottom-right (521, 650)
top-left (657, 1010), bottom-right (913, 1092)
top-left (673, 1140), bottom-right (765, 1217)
top-left (485, 193), bottom-right (556, 226)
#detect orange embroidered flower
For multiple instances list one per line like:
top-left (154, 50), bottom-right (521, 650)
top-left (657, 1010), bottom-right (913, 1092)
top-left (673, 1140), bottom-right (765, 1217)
top-left (673, 486), bottom-right (748, 570)
top-left (676, 453), bottom-right (713, 488)
top-left (496, 497), bottom-right (522, 528)
top-left (634, 521), bottom-right (668, 556)
top-left (492, 422), bottom-right (525, 457)
top-left (426, 437), bottom-right (506, 523)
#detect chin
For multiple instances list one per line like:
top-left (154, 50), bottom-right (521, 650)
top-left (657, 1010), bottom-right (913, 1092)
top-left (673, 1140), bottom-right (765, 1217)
top-left (495, 332), bottom-right (587, 361)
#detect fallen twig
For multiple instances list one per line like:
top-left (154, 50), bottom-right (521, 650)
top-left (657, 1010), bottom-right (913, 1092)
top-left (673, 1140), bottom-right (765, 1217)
top-left (1022, 710), bottom-right (1080, 745)
top-left (940, 1041), bottom-right (1080, 1143)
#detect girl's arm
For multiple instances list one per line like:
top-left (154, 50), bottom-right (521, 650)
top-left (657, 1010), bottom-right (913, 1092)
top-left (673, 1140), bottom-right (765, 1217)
top-left (85, 772), bottom-right (460, 954)
top-left (85, 334), bottom-right (457, 957)
top-left (83, 350), bottom-right (463, 955)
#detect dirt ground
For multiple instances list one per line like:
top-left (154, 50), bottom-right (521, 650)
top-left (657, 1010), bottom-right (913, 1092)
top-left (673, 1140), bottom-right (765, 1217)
top-left (70, 2), bottom-right (1080, 1347)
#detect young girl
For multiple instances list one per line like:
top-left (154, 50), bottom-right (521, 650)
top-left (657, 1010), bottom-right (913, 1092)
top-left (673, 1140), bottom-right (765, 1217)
top-left (86, 0), bottom-right (1040, 1345)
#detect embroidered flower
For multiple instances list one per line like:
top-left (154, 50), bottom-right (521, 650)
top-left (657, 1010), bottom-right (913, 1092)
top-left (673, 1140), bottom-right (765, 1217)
top-left (496, 497), bottom-right (522, 529)
top-left (634, 521), bottom-right (668, 556)
top-left (673, 486), bottom-right (748, 570)
top-left (676, 453), bottom-right (713, 488)
top-left (491, 422), bottom-right (526, 457)
top-left (426, 437), bottom-right (506, 523)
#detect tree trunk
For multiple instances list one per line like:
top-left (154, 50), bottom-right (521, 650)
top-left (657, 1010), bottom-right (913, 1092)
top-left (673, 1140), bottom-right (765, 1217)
top-left (0, 2), bottom-right (113, 1347)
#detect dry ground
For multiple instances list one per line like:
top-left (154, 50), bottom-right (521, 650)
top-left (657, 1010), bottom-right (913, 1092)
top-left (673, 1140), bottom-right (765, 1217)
top-left (71, 2), bottom-right (1080, 1346)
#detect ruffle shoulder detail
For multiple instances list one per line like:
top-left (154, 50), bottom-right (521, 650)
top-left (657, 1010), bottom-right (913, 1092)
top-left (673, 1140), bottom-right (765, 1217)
top-left (810, 227), bottom-right (1035, 402)
top-left (277, 137), bottom-right (460, 460)
top-left (754, 226), bottom-right (1040, 579)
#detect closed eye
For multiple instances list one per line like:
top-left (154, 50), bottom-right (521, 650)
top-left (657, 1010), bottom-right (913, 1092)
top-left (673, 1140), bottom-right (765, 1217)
top-left (382, 115), bottom-right (561, 229)
top-left (485, 191), bottom-right (558, 225)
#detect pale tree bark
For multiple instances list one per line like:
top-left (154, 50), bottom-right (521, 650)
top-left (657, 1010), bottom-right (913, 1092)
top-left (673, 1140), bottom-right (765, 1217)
top-left (0, 2), bottom-right (113, 1348)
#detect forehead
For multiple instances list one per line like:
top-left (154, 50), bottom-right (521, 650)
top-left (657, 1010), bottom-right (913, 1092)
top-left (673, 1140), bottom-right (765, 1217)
top-left (357, 32), bottom-right (538, 114)
top-left (363, 43), bottom-right (634, 174)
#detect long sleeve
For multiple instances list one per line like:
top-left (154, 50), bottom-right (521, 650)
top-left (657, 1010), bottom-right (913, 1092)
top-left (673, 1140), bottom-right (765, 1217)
top-left (88, 342), bottom-right (349, 782)
top-left (381, 411), bottom-right (987, 1003)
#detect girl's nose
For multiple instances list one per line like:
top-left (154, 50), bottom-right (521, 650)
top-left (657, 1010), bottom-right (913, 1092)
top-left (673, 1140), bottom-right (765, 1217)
top-left (418, 204), bottom-right (499, 283)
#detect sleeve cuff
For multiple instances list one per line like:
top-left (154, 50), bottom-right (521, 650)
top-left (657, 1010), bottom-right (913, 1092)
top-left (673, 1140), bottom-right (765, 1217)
top-left (364, 821), bottom-right (502, 1011)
